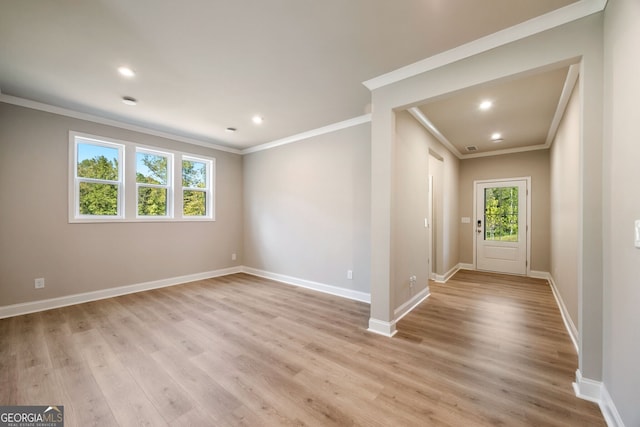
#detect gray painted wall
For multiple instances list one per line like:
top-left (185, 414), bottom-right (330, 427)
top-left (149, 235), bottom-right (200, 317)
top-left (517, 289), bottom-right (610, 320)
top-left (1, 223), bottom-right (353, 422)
top-left (243, 123), bottom-right (371, 295)
top-left (458, 150), bottom-right (551, 273)
top-left (369, 14), bottom-right (604, 378)
top-left (395, 110), bottom-right (460, 290)
top-left (550, 78), bottom-right (580, 333)
top-left (0, 103), bottom-right (243, 306)
top-left (603, 0), bottom-right (640, 425)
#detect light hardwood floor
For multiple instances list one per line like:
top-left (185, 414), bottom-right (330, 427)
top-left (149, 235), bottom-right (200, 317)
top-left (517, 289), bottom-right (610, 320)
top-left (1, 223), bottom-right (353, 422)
top-left (0, 271), bottom-right (604, 426)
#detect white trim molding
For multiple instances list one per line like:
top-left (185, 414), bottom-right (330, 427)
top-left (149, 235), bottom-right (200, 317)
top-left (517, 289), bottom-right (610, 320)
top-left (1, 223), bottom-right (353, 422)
top-left (573, 369), bottom-right (603, 403)
top-left (573, 370), bottom-right (626, 427)
top-left (241, 267), bottom-right (371, 303)
top-left (0, 94), bottom-right (241, 154)
top-left (546, 273), bottom-right (579, 353)
top-left (242, 114), bottom-right (371, 155)
top-left (394, 286), bottom-right (430, 323)
top-left (363, 0), bottom-right (607, 90)
top-left (367, 318), bottom-right (397, 337)
top-left (0, 267), bottom-right (242, 319)
top-left (600, 384), bottom-right (626, 427)
top-left (434, 263), bottom-right (464, 283)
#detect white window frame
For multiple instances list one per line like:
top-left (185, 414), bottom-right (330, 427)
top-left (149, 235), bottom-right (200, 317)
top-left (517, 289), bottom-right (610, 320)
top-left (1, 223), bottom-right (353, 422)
top-left (135, 148), bottom-right (174, 219)
top-left (70, 134), bottom-right (125, 222)
top-left (181, 155), bottom-right (215, 220)
top-left (69, 131), bottom-right (216, 223)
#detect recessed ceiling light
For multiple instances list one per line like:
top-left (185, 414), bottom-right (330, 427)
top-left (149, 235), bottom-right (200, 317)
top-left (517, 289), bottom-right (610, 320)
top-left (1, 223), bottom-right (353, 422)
top-left (491, 132), bottom-right (502, 141)
top-left (122, 96), bottom-right (137, 106)
top-left (226, 127), bottom-right (237, 133)
top-left (479, 100), bottom-right (492, 110)
top-left (252, 115), bottom-right (264, 124)
top-left (118, 66), bottom-right (136, 78)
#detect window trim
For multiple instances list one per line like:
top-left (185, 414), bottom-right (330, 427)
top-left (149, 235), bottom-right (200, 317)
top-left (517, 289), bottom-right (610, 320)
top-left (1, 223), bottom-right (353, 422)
top-left (181, 155), bottom-right (215, 219)
top-left (135, 147), bottom-right (174, 220)
top-left (70, 133), bottom-right (125, 222)
top-left (68, 131), bottom-right (216, 223)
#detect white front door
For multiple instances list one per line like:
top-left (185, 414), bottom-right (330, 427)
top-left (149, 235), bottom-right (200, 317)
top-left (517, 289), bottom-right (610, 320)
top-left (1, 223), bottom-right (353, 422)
top-left (475, 179), bottom-right (527, 275)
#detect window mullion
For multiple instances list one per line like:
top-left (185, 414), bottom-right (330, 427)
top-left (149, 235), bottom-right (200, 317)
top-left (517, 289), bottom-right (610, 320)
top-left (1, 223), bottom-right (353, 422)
top-left (124, 144), bottom-right (136, 219)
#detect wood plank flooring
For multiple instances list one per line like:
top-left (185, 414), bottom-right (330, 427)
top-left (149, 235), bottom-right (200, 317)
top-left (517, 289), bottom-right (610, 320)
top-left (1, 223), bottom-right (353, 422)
top-left (0, 271), bottom-right (604, 426)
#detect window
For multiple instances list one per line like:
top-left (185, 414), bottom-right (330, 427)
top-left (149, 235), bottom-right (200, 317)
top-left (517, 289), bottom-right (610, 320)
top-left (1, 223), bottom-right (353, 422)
top-left (73, 137), bottom-right (124, 219)
top-left (182, 157), bottom-right (212, 217)
top-left (69, 132), bottom-right (215, 222)
top-left (137, 149), bottom-right (172, 218)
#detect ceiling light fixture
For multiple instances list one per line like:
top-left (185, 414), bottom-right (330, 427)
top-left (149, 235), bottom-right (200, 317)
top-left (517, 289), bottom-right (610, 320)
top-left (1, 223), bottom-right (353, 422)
top-left (491, 132), bottom-right (501, 140)
top-left (479, 100), bottom-right (492, 110)
top-left (118, 66), bottom-right (136, 78)
top-left (226, 127), bottom-right (237, 133)
top-left (252, 115), bottom-right (264, 124)
top-left (122, 96), bottom-right (137, 106)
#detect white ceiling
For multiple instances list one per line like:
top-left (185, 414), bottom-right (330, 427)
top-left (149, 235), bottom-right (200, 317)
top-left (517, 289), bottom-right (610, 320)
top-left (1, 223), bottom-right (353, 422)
top-left (0, 0), bottom-right (582, 150)
top-left (416, 65), bottom-right (573, 157)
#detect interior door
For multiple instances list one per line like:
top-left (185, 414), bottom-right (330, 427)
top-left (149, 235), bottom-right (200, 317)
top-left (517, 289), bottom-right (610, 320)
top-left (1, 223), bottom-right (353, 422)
top-left (475, 179), bottom-right (527, 275)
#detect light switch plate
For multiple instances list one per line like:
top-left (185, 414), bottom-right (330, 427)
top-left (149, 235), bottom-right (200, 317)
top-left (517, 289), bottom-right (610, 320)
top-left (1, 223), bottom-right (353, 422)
top-left (461, 217), bottom-right (471, 224)
top-left (635, 220), bottom-right (640, 248)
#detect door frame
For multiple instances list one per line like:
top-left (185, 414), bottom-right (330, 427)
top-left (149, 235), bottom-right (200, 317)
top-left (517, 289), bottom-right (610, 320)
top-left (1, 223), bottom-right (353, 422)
top-left (427, 174), bottom-right (434, 280)
top-left (472, 176), bottom-right (532, 276)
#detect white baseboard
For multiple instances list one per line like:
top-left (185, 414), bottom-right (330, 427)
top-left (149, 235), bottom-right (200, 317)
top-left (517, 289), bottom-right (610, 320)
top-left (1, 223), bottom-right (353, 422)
top-left (545, 272), bottom-right (579, 354)
top-left (434, 263), bottom-right (463, 283)
top-left (458, 263), bottom-right (475, 271)
top-left (600, 383), bottom-right (626, 427)
top-left (241, 267), bottom-right (371, 303)
top-left (573, 369), bottom-right (602, 403)
top-left (394, 286), bottom-right (430, 323)
top-left (367, 318), bottom-right (397, 337)
top-left (0, 266), bottom-right (242, 319)
top-left (573, 370), bottom-right (626, 427)
top-left (528, 270), bottom-right (550, 280)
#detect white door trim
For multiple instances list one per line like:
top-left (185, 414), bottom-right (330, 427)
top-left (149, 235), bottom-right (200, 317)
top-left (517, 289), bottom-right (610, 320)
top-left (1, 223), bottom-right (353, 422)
top-left (472, 176), bottom-right (532, 276)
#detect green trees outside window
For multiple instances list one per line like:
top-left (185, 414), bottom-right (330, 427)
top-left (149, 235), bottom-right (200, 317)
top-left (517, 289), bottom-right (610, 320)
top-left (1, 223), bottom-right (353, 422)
top-left (182, 159), bottom-right (208, 216)
top-left (72, 135), bottom-right (213, 221)
top-left (77, 143), bottom-right (121, 216)
top-left (484, 186), bottom-right (519, 242)
top-left (137, 152), bottom-right (169, 216)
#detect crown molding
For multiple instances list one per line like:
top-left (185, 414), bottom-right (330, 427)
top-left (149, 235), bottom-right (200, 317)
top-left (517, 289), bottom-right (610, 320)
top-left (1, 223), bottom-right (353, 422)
top-left (242, 114), bottom-right (372, 155)
top-left (408, 108), bottom-right (462, 159)
top-left (0, 94), bottom-right (242, 155)
top-left (1, 93), bottom-right (371, 156)
top-left (544, 63), bottom-right (580, 147)
top-left (409, 106), bottom-right (553, 160)
top-left (363, 0), bottom-right (607, 91)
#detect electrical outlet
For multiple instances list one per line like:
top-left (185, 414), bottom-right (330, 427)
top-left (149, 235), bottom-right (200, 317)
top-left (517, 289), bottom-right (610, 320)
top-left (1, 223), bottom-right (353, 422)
top-left (347, 270), bottom-right (353, 280)
top-left (231, 253), bottom-right (237, 261)
top-left (34, 278), bottom-right (45, 289)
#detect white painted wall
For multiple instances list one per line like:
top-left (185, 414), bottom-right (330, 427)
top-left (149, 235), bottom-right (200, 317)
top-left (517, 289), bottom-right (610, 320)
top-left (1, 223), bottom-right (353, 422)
top-left (603, 0), bottom-right (640, 425)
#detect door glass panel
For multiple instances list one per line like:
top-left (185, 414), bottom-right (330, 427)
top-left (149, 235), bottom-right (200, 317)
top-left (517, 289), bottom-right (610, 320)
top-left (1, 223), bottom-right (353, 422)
top-left (484, 186), bottom-right (519, 242)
